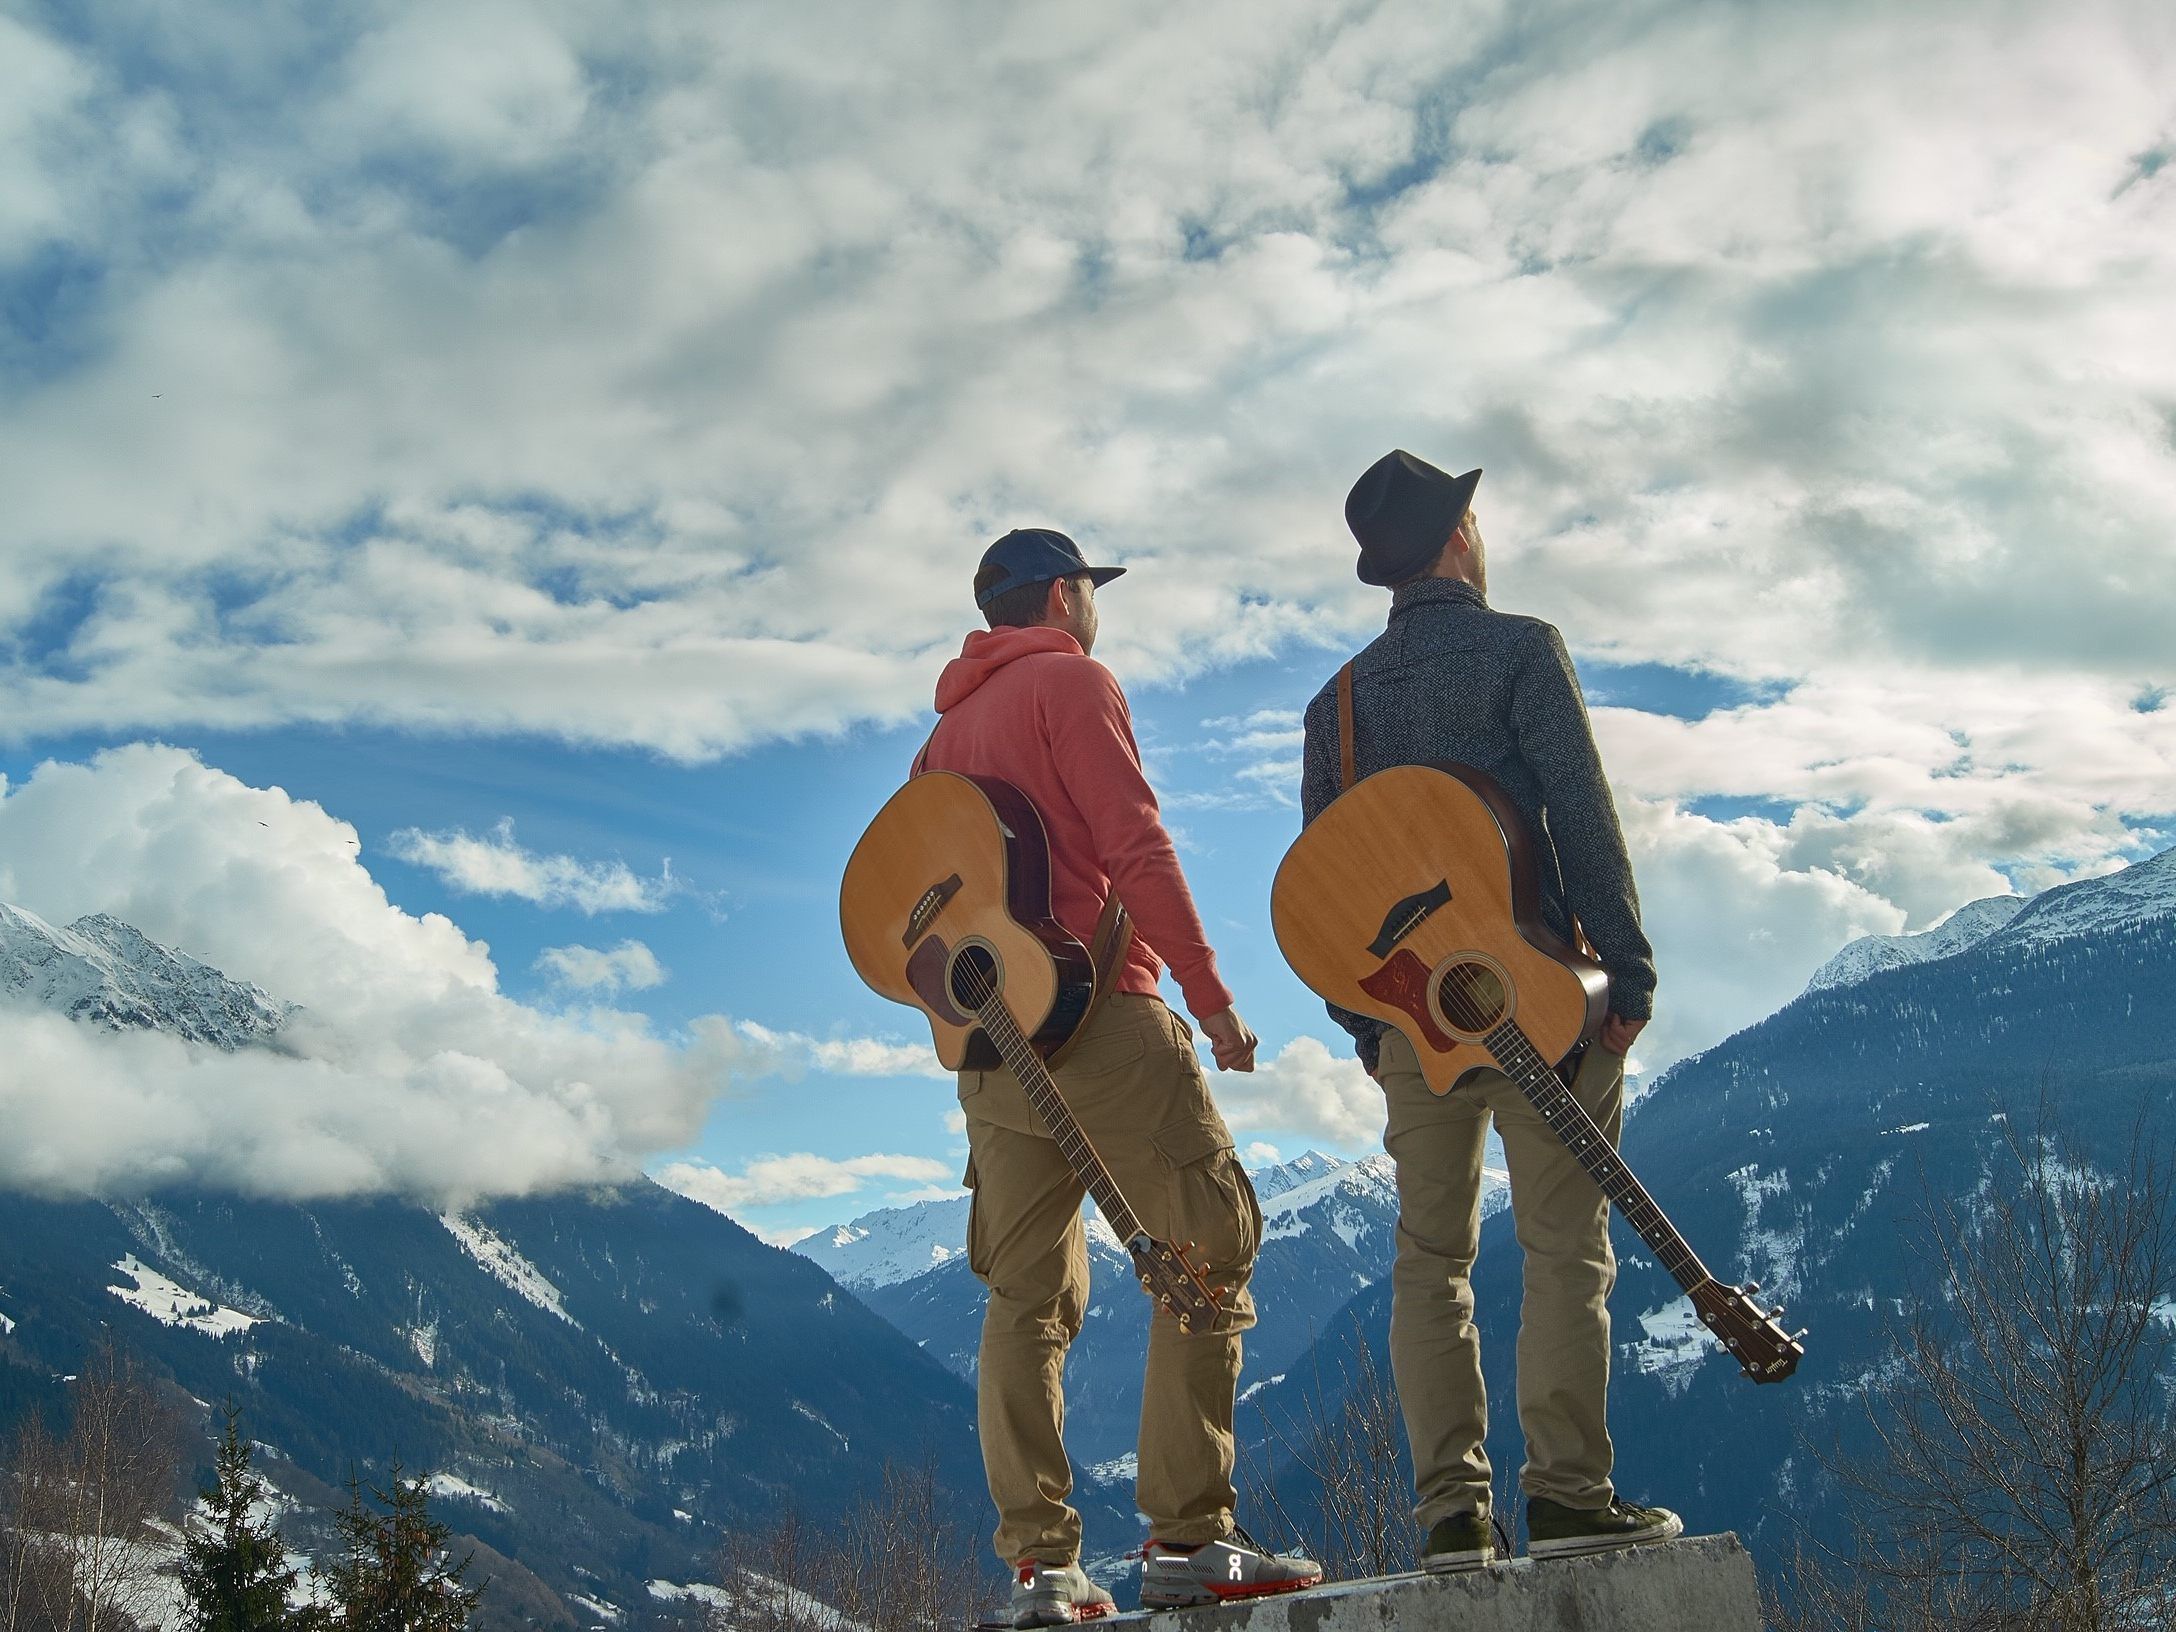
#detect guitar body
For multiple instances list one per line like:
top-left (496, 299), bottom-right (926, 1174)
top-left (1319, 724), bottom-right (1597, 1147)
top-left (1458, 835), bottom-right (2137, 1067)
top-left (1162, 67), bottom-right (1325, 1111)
top-left (1272, 762), bottom-right (1609, 1095)
top-left (840, 771), bottom-right (1094, 1073)
top-left (841, 769), bottom-right (1233, 1333)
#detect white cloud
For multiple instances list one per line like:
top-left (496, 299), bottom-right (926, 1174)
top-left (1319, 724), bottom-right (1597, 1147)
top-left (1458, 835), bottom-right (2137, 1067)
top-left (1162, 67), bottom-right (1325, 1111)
top-left (1213, 1035), bottom-right (1383, 1150)
top-left (0, 745), bottom-right (735, 1205)
top-left (1239, 1140), bottom-right (1283, 1170)
top-left (1, 0), bottom-right (2166, 793)
top-left (1617, 801), bottom-right (1906, 1071)
top-left (654, 1153), bottom-right (954, 1213)
top-left (535, 940), bottom-right (668, 993)
top-left (732, 1019), bottom-right (949, 1081)
top-left (388, 818), bottom-right (673, 913)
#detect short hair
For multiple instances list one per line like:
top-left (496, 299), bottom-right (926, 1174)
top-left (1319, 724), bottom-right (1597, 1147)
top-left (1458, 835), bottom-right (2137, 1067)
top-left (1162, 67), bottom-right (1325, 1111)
top-left (976, 570), bottom-right (1084, 630)
top-left (1389, 514), bottom-right (1472, 589)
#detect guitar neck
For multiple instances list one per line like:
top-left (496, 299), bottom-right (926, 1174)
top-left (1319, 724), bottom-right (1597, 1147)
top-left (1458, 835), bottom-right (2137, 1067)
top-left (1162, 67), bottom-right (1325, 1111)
top-left (1488, 1022), bottom-right (1713, 1295)
top-left (974, 1000), bottom-right (1146, 1243)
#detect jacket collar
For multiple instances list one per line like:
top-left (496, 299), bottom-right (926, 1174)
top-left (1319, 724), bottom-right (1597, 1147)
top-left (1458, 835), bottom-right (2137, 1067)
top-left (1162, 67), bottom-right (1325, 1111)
top-left (1389, 577), bottom-right (1488, 620)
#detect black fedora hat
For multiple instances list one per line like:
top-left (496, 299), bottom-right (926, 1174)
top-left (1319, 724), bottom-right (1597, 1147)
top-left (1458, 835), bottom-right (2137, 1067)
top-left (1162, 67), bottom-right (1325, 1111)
top-left (1345, 450), bottom-right (1482, 586)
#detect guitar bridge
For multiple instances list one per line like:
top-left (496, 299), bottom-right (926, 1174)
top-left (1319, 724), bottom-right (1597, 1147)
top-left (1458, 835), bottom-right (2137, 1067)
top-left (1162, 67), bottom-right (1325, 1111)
top-left (902, 873), bottom-right (963, 947)
top-left (1368, 880), bottom-right (1452, 957)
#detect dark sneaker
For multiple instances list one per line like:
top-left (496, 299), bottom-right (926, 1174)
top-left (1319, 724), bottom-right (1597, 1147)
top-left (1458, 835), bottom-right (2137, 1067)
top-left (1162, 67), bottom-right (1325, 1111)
top-left (1525, 1496), bottom-right (1684, 1560)
top-left (1011, 1560), bottom-right (1115, 1626)
top-left (1140, 1526), bottom-right (1323, 1607)
top-left (1420, 1510), bottom-right (1495, 1573)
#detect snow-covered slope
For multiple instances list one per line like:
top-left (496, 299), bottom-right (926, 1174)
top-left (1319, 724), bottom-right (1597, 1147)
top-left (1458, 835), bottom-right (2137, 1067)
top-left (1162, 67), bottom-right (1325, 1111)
top-left (795, 1195), bottom-right (972, 1292)
top-left (0, 902), bottom-right (291, 1048)
top-left (1803, 893), bottom-right (2027, 995)
top-left (1987, 846), bottom-right (2176, 950)
top-left (1249, 1149), bottom-right (1347, 1204)
top-left (1803, 847), bottom-right (2176, 997)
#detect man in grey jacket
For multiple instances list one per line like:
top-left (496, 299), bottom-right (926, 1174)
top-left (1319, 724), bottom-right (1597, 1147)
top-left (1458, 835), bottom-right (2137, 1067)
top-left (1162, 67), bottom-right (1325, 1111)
top-left (1299, 449), bottom-right (1680, 1571)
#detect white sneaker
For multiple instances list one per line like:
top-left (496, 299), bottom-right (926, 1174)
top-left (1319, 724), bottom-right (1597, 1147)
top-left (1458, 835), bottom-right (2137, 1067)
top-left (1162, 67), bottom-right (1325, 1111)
top-left (1011, 1560), bottom-right (1115, 1627)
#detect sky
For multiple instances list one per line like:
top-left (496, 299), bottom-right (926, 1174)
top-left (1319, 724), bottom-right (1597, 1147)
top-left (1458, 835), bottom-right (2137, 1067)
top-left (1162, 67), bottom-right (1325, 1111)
top-left (1, 0), bottom-right (2171, 1244)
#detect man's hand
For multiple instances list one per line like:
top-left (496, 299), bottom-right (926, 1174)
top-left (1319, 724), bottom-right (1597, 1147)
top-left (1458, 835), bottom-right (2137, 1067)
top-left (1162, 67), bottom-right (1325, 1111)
top-left (1599, 1014), bottom-right (1646, 1055)
top-left (1199, 1007), bottom-right (1259, 1073)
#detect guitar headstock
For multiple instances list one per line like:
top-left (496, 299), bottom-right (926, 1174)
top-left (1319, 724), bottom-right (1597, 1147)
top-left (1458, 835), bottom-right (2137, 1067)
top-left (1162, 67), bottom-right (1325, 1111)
top-left (1689, 1277), bottom-right (1805, 1384)
top-left (1126, 1236), bottom-right (1229, 1334)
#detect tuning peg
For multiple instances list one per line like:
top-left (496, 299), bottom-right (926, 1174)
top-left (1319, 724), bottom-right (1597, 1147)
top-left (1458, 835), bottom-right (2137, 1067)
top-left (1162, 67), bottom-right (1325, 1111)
top-left (1744, 1280), bottom-right (1761, 1294)
top-left (1791, 1329), bottom-right (1808, 1343)
top-left (1770, 1304), bottom-right (1785, 1319)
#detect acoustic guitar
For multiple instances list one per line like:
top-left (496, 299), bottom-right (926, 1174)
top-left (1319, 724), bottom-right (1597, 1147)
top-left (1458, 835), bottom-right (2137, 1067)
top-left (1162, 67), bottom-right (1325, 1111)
top-left (840, 770), bottom-right (1229, 1333)
top-left (1271, 760), bottom-right (1804, 1384)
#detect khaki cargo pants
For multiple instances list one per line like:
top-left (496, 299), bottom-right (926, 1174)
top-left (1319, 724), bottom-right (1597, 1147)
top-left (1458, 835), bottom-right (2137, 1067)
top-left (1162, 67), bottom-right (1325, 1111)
top-left (959, 993), bottom-right (1261, 1565)
top-left (1375, 1026), bottom-right (1624, 1529)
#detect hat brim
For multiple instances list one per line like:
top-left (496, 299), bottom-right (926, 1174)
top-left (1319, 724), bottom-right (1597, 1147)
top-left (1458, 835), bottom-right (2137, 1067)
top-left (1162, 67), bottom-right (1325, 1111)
top-left (1085, 565), bottom-right (1126, 589)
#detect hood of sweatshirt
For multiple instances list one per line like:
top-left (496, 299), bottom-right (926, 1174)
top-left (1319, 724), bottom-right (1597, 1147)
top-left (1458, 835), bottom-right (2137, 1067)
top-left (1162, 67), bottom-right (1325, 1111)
top-left (933, 626), bottom-right (1084, 713)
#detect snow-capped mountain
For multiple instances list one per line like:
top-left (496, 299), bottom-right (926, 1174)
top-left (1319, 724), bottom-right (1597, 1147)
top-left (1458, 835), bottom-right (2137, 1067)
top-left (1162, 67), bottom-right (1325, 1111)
top-left (1985, 845), bottom-right (2176, 949)
top-left (795, 1149), bottom-right (1506, 1465)
top-left (1802, 847), bottom-right (2176, 999)
top-left (1802, 892), bottom-right (2028, 994)
top-left (0, 902), bottom-right (291, 1048)
top-left (796, 1194), bottom-right (971, 1291)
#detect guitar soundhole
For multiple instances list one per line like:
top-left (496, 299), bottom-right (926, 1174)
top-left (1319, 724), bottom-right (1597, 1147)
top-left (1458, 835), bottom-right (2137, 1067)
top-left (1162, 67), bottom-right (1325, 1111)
top-left (947, 941), bottom-right (1002, 1013)
top-left (1435, 959), bottom-right (1508, 1037)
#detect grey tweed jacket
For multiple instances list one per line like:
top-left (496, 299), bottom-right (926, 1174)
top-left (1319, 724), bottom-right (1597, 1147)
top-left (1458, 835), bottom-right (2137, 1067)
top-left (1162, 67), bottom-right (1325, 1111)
top-left (1300, 577), bottom-right (1656, 1070)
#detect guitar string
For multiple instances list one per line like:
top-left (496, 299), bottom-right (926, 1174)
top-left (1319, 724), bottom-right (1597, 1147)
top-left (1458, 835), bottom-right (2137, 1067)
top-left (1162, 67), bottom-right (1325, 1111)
top-left (951, 951), bottom-right (1143, 1242)
top-left (952, 949), bottom-right (1224, 1322)
top-left (1432, 960), bottom-right (1707, 1287)
top-left (1426, 961), bottom-right (1801, 1361)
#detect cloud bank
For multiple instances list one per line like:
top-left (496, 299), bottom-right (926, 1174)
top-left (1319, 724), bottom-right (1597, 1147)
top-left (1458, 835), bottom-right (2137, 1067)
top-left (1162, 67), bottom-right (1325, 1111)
top-left (1, 1), bottom-right (2168, 779)
top-left (0, 745), bottom-right (732, 1204)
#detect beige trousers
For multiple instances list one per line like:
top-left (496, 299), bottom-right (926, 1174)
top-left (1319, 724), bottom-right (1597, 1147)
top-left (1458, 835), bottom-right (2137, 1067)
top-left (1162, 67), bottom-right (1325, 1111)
top-left (1375, 1026), bottom-right (1624, 1529)
top-left (960, 994), bottom-right (1261, 1565)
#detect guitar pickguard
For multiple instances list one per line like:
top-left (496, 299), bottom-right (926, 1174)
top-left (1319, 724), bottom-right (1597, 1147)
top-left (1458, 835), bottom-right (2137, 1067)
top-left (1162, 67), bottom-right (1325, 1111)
top-left (1359, 949), bottom-right (1456, 1054)
top-left (904, 935), bottom-right (969, 1026)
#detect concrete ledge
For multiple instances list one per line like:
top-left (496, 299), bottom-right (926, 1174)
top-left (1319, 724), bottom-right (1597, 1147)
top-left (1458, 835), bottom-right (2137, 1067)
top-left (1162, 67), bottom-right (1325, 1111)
top-left (1116, 1535), bottom-right (1760, 1632)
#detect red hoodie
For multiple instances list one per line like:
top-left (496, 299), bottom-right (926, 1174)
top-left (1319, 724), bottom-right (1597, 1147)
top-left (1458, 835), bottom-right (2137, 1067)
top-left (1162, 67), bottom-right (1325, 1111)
top-left (919, 626), bottom-right (1235, 1022)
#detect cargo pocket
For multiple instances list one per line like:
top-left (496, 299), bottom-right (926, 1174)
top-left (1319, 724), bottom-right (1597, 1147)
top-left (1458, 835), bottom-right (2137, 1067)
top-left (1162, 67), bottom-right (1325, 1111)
top-left (962, 1154), bottom-right (993, 1284)
top-left (1148, 1115), bottom-right (1257, 1284)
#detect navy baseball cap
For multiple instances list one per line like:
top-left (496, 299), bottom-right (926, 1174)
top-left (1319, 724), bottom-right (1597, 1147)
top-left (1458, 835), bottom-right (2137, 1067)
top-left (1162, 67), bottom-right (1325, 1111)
top-left (974, 528), bottom-right (1126, 609)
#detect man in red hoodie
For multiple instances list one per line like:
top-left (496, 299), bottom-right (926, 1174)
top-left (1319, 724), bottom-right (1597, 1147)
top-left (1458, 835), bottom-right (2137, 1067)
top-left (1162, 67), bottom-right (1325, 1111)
top-left (922, 529), bottom-right (1321, 1626)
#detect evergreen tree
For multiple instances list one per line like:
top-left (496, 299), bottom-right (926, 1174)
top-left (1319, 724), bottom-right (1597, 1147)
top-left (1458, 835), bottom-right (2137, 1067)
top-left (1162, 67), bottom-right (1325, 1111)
top-left (303, 1462), bottom-right (479, 1631)
top-left (179, 1402), bottom-right (299, 1631)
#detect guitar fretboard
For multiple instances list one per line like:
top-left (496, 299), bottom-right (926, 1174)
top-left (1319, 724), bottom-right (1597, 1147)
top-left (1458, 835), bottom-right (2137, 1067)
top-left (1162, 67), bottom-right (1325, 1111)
top-left (973, 998), bottom-right (1145, 1243)
top-left (1486, 1022), bottom-right (1712, 1293)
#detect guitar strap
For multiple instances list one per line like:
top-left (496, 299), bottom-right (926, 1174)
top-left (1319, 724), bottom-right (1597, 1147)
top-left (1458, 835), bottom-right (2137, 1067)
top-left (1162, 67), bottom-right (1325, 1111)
top-left (1049, 895), bottom-right (1133, 1069)
top-left (909, 721), bottom-right (1133, 1069)
top-left (1337, 660), bottom-right (1357, 793)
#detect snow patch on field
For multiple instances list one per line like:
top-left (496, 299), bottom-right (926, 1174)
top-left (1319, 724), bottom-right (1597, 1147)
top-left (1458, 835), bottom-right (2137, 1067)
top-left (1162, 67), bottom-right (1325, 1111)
top-left (570, 1590), bottom-right (622, 1622)
top-left (650, 1579), bottom-right (734, 1608)
top-left (792, 1401), bottom-right (850, 1451)
top-left (438, 1214), bottom-right (578, 1326)
top-left (1088, 1451), bottom-right (1138, 1484)
top-left (107, 1256), bottom-right (261, 1338)
top-left (1726, 1164), bottom-right (1804, 1302)
top-left (424, 1472), bottom-right (508, 1514)
top-left (1623, 1297), bottom-right (1712, 1398)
